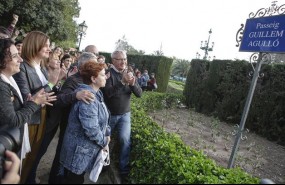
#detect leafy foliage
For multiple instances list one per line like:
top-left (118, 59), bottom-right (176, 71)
top-left (153, 49), bottom-right (164, 56)
top-left (184, 59), bottom-right (285, 145)
top-left (183, 59), bottom-right (210, 112)
top-left (172, 58), bottom-right (191, 78)
top-left (115, 35), bottom-right (145, 55)
top-left (130, 92), bottom-right (259, 184)
top-left (0, 0), bottom-right (80, 47)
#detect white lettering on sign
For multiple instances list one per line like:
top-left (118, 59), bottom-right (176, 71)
top-left (256, 21), bottom-right (280, 30)
top-left (249, 30), bottom-right (284, 38)
top-left (247, 21), bottom-right (284, 48)
top-left (241, 16), bottom-right (285, 52)
top-left (248, 39), bottom-right (280, 47)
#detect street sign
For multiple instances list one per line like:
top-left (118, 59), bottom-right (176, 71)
top-left (239, 14), bottom-right (285, 53)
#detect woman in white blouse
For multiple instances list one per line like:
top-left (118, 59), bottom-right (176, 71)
top-left (13, 31), bottom-right (60, 183)
top-left (0, 38), bottom-right (56, 182)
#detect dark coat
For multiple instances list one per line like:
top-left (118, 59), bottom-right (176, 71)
top-left (102, 68), bottom-right (142, 115)
top-left (13, 62), bottom-right (51, 124)
top-left (55, 72), bottom-right (83, 132)
top-left (55, 72), bottom-right (82, 107)
top-left (0, 78), bottom-right (39, 139)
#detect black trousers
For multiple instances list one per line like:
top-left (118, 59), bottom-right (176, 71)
top-left (62, 168), bottom-right (85, 184)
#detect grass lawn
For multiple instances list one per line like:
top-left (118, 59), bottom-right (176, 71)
top-left (167, 80), bottom-right (185, 94)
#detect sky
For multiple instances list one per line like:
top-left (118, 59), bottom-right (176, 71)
top-left (76, 0), bottom-right (284, 61)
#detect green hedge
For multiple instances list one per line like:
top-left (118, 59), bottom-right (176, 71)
top-left (130, 92), bottom-right (258, 184)
top-left (183, 59), bottom-right (210, 113)
top-left (184, 59), bottom-right (285, 146)
top-left (100, 52), bottom-right (173, 92)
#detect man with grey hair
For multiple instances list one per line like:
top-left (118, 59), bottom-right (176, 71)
top-left (48, 52), bottom-right (98, 184)
top-left (84, 45), bottom-right (99, 57)
top-left (103, 50), bottom-right (142, 182)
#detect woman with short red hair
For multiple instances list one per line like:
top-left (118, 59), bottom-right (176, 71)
top-left (60, 61), bottom-right (111, 184)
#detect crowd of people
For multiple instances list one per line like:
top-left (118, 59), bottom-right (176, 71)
top-left (0, 14), bottom-right (158, 184)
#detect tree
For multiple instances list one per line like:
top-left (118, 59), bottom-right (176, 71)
top-left (153, 50), bottom-right (164, 56)
top-left (172, 59), bottom-right (191, 78)
top-left (115, 35), bottom-right (145, 55)
top-left (153, 43), bottom-right (164, 56)
top-left (0, 0), bottom-right (80, 48)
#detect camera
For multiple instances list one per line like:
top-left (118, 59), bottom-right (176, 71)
top-left (0, 126), bottom-right (21, 179)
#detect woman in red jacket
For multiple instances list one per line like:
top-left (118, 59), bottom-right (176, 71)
top-left (147, 73), bottom-right (157, 91)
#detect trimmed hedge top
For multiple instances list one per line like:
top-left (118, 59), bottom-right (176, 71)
top-left (100, 52), bottom-right (173, 92)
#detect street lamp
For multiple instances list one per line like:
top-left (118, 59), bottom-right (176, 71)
top-left (200, 29), bottom-right (215, 60)
top-left (78, 21), bottom-right (88, 51)
top-left (196, 52), bottom-right (201, 59)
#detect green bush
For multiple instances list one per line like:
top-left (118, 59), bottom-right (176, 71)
top-left (183, 59), bottom-right (210, 113)
top-left (184, 59), bottom-right (285, 145)
top-left (130, 92), bottom-right (258, 184)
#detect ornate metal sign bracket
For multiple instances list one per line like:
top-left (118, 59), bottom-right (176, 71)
top-left (248, 53), bottom-right (272, 78)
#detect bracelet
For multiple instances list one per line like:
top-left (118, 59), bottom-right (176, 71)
top-left (48, 82), bottom-right (55, 89)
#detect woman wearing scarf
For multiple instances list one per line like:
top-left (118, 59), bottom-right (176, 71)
top-left (0, 38), bottom-right (56, 180)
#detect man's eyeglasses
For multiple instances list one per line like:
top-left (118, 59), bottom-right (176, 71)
top-left (113, 58), bottom-right (127, 61)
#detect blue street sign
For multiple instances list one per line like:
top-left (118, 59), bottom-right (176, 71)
top-left (239, 15), bottom-right (285, 53)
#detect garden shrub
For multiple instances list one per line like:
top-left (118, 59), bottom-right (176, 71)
top-left (184, 59), bottom-right (285, 146)
top-left (130, 92), bottom-right (258, 184)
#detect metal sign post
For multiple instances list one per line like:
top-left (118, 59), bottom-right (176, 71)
top-left (228, 1), bottom-right (285, 169)
top-left (228, 53), bottom-right (263, 168)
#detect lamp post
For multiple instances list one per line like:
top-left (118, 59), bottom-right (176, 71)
top-left (196, 52), bottom-right (201, 59)
top-left (200, 29), bottom-right (215, 60)
top-left (78, 21), bottom-right (88, 51)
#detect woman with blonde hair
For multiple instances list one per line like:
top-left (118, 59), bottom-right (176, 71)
top-left (43, 53), bottom-right (67, 86)
top-left (26, 52), bottom-right (68, 184)
top-left (13, 31), bottom-right (60, 183)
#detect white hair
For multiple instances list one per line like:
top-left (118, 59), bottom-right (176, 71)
top-left (111, 50), bottom-right (127, 59)
top-left (78, 52), bottom-right (97, 68)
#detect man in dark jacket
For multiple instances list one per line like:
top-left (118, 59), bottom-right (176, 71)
top-left (102, 50), bottom-right (142, 181)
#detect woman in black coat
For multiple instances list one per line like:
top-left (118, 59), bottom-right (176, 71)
top-left (0, 38), bottom-right (56, 178)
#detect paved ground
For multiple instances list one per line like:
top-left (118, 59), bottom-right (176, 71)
top-left (37, 131), bottom-right (117, 184)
